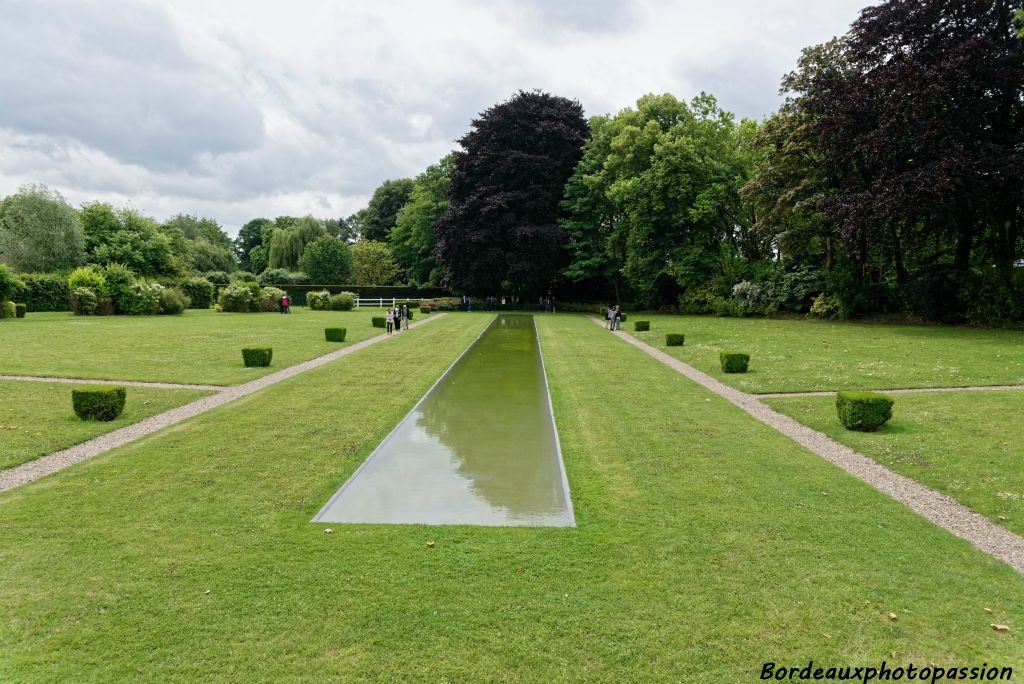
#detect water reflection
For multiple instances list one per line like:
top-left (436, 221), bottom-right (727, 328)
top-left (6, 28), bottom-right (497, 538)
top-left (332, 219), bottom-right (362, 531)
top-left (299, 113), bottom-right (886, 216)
top-left (314, 315), bottom-right (573, 526)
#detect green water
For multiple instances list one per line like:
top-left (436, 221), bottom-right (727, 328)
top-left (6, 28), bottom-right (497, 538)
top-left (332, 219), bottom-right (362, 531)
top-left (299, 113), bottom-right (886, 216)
top-left (314, 315), bottom-right (573, 526)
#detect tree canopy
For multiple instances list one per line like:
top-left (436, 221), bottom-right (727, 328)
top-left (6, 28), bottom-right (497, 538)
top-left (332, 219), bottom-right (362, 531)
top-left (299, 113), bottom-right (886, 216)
top-left (0, 184), bottom-right (85, 273)
top-left (353, 178), bottom-right (414, 242)
top-left (298, 237), bottom-right (353, 284)
top-left (435, 90), bottom-right (589, 295)
top-left (391, 154), bottom-right (453, 287)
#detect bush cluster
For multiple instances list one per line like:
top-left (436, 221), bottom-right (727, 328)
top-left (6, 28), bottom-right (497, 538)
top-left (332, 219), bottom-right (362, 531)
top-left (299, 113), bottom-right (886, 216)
top-left (159, 287), bottom-right (190, 315)
top-left (119, 282), bottom-right (163, 315)
top-left (241, 347), bottom-right (273, 367)
top-left (325, 327), bottom-right (347, 342)
top-left (420, 306), bottom-right (432, 314)
top-left (0, 300), bottom-right (15, 319)
top-left (176, 277), bottom-right (215, 309)
top-left (218, 283), bottom-right (259, 312)
top-left (719, 351), bottom-right (750, 373)
top-left (72, 386), bottom-right (127, 421)
top-left (67, 266), bottom-right (107, 299)
top-left (15, 303), bottom-right (26, 318)
top-left (260, 286), bottom-right (286, 312)
top-left (329, 292), bottom-right (356, 311)
top-left (836, 391), bottom-right (894, 432)
top-left (634, 320), bottom-right (650, 332)
top-left (258, 269), bottom-right (309, 286)
top-left (665, 333), bottom-right (685, 347)
top-left (809, 293), bottom-right (842, 319)
top-left (205, 271), bottom-right (230, 285)
top-left (307, 289), bottom-right (332, 311)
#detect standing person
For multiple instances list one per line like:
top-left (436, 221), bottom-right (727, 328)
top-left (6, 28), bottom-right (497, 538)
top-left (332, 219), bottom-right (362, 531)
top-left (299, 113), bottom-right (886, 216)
top-left (605, 305), bottom-right (613, 329)
top-left (279, 293), bottom-right (290, 314)
top-left (386, 308), bottom-right (394, 335)
top-left (402, 304), bottom-right (410, 330)
top-left (394, 305), bottom-right (402, 333)
top-left (613, 305), bottom-right (622, 331)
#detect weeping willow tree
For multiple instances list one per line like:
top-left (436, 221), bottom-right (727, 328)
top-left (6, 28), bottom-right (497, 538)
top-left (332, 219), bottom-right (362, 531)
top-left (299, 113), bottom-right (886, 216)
top-left (267, 216), bottom-right (327, 270)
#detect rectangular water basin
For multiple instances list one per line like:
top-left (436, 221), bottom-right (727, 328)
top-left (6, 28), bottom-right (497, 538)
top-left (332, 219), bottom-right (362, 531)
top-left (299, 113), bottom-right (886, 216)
top-left (313, 314), bottom-right (574, 526)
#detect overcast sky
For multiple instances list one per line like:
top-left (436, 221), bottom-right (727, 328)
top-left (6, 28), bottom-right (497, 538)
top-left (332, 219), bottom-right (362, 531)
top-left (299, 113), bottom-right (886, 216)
top-left (0, 0), bottom-right (867, 236)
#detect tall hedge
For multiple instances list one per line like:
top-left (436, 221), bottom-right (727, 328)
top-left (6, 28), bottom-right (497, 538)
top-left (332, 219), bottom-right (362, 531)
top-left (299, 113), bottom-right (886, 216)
top-left (17, 273), bottom-right (68, 311)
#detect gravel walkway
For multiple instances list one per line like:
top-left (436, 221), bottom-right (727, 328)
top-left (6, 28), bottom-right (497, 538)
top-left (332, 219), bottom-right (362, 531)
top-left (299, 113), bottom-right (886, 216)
top-left (0, 374), bottom-right (226, 392)
top-left (590, 317), bottom-right (1024, 574)
top-left (0, 315), bottom-right (446, 494)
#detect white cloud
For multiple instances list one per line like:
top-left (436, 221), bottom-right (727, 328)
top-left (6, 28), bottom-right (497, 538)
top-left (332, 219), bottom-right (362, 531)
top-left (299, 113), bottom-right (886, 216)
top-left (0, 0), bottom-right (866, 234)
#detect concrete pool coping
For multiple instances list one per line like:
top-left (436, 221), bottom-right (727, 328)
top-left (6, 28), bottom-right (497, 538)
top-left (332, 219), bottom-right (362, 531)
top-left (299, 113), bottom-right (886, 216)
top-left (312, 313), bottom-right (576, 527)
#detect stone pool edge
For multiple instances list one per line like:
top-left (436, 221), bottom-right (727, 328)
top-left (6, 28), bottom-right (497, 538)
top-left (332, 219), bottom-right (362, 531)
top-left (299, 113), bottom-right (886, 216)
top-left (533, 316), bottom-right (577, 528)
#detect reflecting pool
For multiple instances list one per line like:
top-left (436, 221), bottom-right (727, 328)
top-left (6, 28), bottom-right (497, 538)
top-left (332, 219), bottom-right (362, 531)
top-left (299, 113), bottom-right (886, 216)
top-left (313, 314), bottom-right (574, 526)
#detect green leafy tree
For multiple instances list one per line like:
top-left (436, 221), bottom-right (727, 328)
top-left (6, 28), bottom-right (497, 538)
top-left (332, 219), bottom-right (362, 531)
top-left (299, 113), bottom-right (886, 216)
top-left (298, 237), bottom-right (353, 284)
top-left (0, 184), bottom-right (85, 272)
top-left (350, 240), bottom-right (402, 285)
top-left (358, 179), bottom-right (414, 242)
top-left (391, 155), bottom-right (453, 286)
top-left (80, 203), bottom-right (176, 276)
top-left (233, 218), bottom-right (273, 269)
top-left (266, 216), bottom-right (327, 270)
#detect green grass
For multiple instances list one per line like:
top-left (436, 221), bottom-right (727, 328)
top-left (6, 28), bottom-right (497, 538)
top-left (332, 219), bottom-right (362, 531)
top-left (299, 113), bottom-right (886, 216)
top-left (0, 380), bottom-right (211, 470)
top-left (0, 314), bottom-right (1020, 681)
top-left (765, 390), bottom-right (1024, 536)
top-left (630, 314), bottom-right (1024, 393)
top-left (0, 308), bottom-right (414, 385)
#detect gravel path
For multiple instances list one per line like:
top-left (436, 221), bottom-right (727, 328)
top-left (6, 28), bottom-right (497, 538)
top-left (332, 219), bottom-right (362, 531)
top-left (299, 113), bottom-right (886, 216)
top-left (758, 385), bottom-right (1024, 399)
top-left (0, 315), bottom-right (446, 494)
top-left (0, 374), bottom-right (226, 392)
top-left (590, 317), bottom-right (1024, 574)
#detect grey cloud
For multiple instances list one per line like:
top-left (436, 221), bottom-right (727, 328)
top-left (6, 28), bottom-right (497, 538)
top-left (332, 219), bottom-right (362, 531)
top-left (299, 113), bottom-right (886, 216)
top-left (0, 0), bottom-right (264, 169)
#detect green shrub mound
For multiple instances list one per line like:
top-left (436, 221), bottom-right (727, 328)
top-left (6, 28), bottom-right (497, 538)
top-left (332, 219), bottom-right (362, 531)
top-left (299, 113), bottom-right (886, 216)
top-left (70, 287), bottom-right (99, 315)
top-left (177, 277), bottom-right (215, 309)
top-left (307, 290), bottom-right (331, 311)
top-left (15, 303), bottom-right (26, 318)
top-left (19, 273), bottom-right (68, 311)
top-left (329, 292), bottom-right (356, 311)
top-left (420, 306), bottom-right (432, 314)
top-left (665, 333), bottom-right (685, 347)
top-left (159, 287), bottom-right (190, 315)
top-left (241, 347), bottom-right (273, 368)
top-left (325, 327), bottom-right (347, 342)
top-left (836, 391), bottom-right (894, 432)
top-left (719, 351), bottom-right (750, 373)
top-left (619, 313), bottom-right (628, 322)
top-left (260, 286), bottom-right (286, 312)
top-left (634, 320), bottom-right (650, 332)
top-left (0, 300), bottom-right (15, 319)
top-left (72, 386), bottom-right (127, 421)
top-left (371, 317), bottom-right (386, 328)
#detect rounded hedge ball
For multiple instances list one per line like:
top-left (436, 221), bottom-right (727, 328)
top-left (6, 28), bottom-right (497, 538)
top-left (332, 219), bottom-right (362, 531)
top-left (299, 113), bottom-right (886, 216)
top-left (72, 386), bottom-right (127, 421)
top-left (325, 327), bottom-right (347, 342)
top-left (242, 347), bottom-right (273, 367)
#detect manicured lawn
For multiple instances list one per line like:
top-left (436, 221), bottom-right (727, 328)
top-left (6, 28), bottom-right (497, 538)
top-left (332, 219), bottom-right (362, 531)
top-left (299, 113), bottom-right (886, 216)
top-left (765, 390), bottom-right (1024, 536)
top-left (628, 314), bottom-right (1024, 393)
top-left (0, 314), bottom-right (1020, 681)
top-left (0, 308), bottom-right (419, 385)
top-left (0, 380), bottom-right (212, 470)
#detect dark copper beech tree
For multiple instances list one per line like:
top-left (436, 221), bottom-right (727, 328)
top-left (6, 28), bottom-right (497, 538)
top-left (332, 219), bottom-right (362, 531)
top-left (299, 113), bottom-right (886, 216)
top-left (434, 90), bottom-right (589, 296)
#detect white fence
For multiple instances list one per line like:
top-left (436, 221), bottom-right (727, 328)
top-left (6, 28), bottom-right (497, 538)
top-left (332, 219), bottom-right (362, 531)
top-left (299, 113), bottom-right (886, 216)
top-left (355, 297), bottom-right (429, 309)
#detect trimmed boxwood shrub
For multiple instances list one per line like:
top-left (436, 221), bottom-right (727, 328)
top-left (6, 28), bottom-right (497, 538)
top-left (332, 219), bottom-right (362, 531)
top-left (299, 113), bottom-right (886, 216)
top-left (634, 320), bottom-right (650, 332)
top-left (325, 327), bottom-right (347, 342)
top-left (619, 313), bottom-right (628, 322)
top-left (242, 347), bottom-right (273, 367)
top-left (371, 316), bottom-right (386, 328)
top-left (836, 391), bottom-right (894, 432)
top-left (307, 289), bottom-right (331, 311)
top-left (15, 303), bottom-right (26, 318)
top-left (665, 333), bottom-right (685, 346)
top-left (420, 306), bottom-right (432, 314)
top-left (72, 386), bottom-right (126, 421)
top-left (0, 300), bottom-right (15, 319)
top-left (719, 351), bottom-right (750, 373)
top-left (329, 292), bottom-right (356, 311)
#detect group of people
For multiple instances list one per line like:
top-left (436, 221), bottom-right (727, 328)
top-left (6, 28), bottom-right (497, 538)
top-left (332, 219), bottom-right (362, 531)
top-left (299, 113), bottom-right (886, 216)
top-left (538, 296), bottom-right (556, 313)
top-left (385, 304), bottom-right (410, 335)
top-left (605, 305), bottom-right (622, 330)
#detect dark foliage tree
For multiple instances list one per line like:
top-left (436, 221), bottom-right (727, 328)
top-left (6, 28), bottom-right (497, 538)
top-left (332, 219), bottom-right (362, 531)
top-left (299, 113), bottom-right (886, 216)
top-left (798, 0), bottom-right (1024, 292)
top-left (234, 218), bottom-right (273, 269)
top-left (435, 90), bottom-right (589, 295)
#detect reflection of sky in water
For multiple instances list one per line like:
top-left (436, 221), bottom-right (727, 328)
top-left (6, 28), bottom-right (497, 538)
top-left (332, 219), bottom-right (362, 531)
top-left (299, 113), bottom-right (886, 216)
top-left (315, 315), bottom-right (573, 526)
